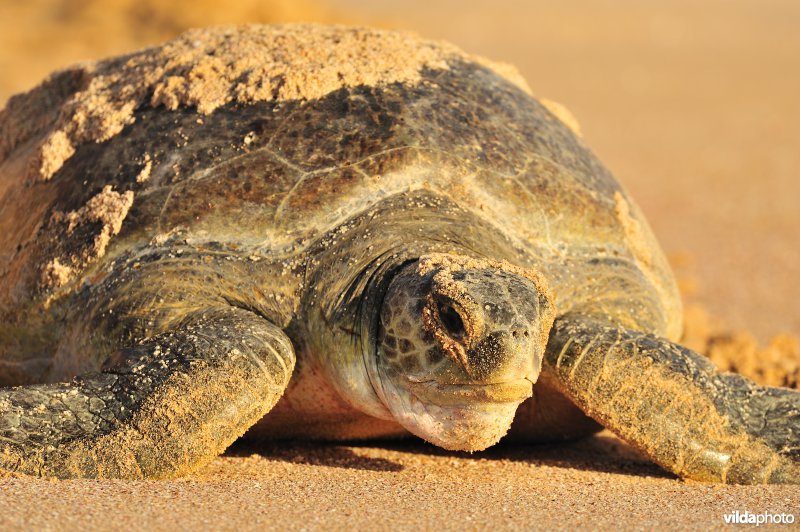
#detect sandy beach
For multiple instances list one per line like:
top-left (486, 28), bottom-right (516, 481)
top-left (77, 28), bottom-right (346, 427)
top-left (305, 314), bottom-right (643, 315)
top-left (0, 0), bottom-right (798, 529)
top-left (0, 435), bottom-right (797, 530)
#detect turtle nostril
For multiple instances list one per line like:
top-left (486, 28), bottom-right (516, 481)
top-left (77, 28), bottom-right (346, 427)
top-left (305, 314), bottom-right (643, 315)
top-left (438, 303), bottom-right (466, 339)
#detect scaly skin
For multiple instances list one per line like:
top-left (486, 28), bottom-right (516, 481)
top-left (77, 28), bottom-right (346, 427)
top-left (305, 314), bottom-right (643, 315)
top-left (0, 308), bottom-right (294, 479)
top-left (545, 315), bottom-right (800, 484)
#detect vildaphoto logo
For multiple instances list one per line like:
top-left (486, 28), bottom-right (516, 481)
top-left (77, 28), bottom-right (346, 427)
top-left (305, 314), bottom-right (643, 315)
top-left (723, 510), bottom-right (796, 526)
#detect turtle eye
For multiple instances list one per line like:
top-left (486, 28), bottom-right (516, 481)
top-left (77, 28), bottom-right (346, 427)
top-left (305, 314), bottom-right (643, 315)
top-left (438, 303), bottom-right (466, 339)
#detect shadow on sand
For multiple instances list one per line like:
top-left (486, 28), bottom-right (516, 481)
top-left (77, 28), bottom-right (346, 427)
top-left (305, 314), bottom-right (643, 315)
top-left (224, 440), bottom-right (405, 472)
top-left (223, 431), bottom-right (674, 480)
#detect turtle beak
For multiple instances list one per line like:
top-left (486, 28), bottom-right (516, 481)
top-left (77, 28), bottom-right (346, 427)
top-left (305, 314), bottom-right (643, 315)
top-left (406, 378), bottom-right (533, 405)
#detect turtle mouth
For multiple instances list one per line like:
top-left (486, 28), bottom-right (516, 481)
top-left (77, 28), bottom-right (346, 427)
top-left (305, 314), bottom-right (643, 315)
top-left (406, 378), bottom-right (533, 406)
top-left (390, 379), bottom-right (530, 451)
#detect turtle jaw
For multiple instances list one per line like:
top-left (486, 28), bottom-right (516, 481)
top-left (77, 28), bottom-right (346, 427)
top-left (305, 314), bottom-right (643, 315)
top-left (379, 374), bottom-right (533, 451)
top-left (406, 378), bottom-right (534, 405)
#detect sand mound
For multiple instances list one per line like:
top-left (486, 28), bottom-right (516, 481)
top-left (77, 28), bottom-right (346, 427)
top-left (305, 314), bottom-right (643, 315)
top-left (682, 304), bottom-right (799, 389)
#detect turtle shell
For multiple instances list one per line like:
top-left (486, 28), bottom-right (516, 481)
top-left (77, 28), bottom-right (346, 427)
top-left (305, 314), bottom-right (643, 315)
top-left (0, 24), bottom-right (680, 338)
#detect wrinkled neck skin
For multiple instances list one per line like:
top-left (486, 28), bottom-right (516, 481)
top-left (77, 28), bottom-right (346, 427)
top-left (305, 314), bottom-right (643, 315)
top-left (303, 243), bottom-right (429, 421)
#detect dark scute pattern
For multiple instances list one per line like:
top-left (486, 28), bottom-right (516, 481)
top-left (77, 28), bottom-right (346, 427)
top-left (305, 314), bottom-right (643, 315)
top-left (44, 59), bottom-right (618, 249)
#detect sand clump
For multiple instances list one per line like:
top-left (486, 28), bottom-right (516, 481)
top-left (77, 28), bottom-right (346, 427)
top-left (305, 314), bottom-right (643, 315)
top-left (40, 258), bottom-right (75, 289)
top-left (42, 185), bottom-right (134, 288)
top-left (682, 304), bottom-right (799, 389)
top-left (0, 24), bottom-right (530, 185)
top-left (135, 154), bottom-right (152, 183)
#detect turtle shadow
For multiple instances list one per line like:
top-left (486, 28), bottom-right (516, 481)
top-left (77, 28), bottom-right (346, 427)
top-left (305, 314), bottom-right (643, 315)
top-left (224, 440), bottom-right (405, 472)
top-left (368, 431), bottom-right (674, 480)
top-left (224, 431), bottom-right (673, 479)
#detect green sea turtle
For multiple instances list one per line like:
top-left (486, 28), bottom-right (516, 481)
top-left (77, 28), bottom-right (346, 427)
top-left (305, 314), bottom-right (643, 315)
top-left (0, 24), bottom-right (797, 483)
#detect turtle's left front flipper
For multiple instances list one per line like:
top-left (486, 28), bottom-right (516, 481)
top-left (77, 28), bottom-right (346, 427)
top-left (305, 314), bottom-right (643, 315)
top-left (543, 314), bottom-right (800, 484)
top-left (0, 307), bottom-right (295, 479)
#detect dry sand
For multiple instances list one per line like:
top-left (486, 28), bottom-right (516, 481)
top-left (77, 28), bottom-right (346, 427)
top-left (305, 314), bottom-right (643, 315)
top-left (1, 436), bottom-right (797, 531)
top-left (1, 0), bottom-right (799, 529)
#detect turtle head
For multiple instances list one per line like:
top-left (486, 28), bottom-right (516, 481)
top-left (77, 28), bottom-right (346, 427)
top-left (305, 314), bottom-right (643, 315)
top-left (371, 253), bottom-right (555, 451)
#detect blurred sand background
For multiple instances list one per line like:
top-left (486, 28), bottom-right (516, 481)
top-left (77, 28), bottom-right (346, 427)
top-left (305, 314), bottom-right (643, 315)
top-left (1, 0), bottom-right (799, 529)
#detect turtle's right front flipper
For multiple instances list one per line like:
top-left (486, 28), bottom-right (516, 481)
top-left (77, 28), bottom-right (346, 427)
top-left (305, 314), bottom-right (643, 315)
top-left (0, 307), bottom-right (294, 479)
top-left (543, 314), bottom-right (800, 484)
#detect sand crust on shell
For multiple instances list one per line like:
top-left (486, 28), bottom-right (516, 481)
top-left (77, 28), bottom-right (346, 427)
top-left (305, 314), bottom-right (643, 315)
top-left (43, 185), bottom-right (134, 288)
top-left (0, 24), bottom-right (531, 184)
